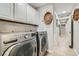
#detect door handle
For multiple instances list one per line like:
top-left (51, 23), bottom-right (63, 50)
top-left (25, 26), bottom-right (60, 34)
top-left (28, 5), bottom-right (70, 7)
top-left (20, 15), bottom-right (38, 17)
top-left (3, 39), bottom-right (17, 44)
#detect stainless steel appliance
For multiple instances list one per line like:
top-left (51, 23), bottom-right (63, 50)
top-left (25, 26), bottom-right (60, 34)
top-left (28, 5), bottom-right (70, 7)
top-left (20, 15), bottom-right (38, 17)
top-left (0, 32), bottom-right (37, 56)
top-left (36, 31), bottom-right (48, 56)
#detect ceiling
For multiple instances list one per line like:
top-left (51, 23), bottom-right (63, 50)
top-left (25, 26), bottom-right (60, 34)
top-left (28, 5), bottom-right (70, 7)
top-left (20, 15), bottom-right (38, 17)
top-left (54, 3), bottom-right (76, 14)
top-left (29, 3), bottom-right (48, 8)
top-left (29, 3), bottom-right (77, 18)
top-left (29, 3), bottom-right (76, 13)
top-left (54, 3), bottom-right (77, 18)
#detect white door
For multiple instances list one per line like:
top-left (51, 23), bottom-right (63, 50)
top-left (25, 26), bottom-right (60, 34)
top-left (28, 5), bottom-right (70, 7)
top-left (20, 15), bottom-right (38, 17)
top-left (14, 3), bottom-right (27, 23)
top-left (0, 3), bottom-right (13, 19)
top-left (74, 21), bottom-right (79, 54)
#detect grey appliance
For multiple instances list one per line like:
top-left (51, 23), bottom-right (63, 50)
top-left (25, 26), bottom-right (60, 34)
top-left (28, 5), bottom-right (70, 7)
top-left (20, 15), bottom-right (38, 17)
top-left (0, 32), bottom-right (37, 56)
top-left (36, 31), bottom-right (48, 56)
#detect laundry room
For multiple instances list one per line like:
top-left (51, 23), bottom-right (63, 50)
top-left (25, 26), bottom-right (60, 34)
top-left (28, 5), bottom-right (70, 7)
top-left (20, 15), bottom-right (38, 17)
top-left (0, 2), bottom-right (79, 56)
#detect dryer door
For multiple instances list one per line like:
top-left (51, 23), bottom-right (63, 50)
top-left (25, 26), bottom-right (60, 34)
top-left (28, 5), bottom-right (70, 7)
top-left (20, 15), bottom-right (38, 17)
top-left (40, 35), bottom-right (48, 55)
top-left (3, 39), bottom-right (37, 56)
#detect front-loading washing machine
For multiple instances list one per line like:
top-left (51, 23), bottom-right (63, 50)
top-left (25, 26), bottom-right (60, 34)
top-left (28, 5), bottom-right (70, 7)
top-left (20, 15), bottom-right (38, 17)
top-left (0, 32), bottom-right (37, 56)
top-left (36, 31), bottom-right (48, 56)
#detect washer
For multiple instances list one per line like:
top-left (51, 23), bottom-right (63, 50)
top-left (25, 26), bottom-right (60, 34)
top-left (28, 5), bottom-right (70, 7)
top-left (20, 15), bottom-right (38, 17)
top-left (0, 32), bottom-right (37, 56)
top-left (36, 31), bottom-right (48, 56)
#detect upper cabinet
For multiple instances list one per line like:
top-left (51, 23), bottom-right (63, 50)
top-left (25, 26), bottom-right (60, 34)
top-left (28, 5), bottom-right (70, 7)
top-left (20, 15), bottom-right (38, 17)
top-left (14, 3), bottom-right (27, 23)
top-left (26, 4), bottom-right (39, 25)
top-left (0, 3), bottom-right (13, 20)
top-left (0, 3), bottom-right (39, 25)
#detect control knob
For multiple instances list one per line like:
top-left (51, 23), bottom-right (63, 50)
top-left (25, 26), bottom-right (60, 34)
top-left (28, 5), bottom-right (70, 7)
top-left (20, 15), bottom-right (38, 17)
top-left (24, 34), bottom-right (28, 39)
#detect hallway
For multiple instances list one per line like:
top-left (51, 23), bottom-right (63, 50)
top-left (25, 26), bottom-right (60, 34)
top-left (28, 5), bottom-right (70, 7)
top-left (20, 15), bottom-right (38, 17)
top-left (47, 36), bottom-right (76, 56)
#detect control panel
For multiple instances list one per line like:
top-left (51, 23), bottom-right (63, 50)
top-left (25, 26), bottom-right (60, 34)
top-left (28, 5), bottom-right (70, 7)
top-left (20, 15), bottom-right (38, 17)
top-left (1, 32), bottom-right (36, 44)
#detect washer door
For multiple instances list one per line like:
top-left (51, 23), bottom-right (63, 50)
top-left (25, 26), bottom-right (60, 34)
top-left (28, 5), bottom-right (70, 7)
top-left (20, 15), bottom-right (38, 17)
top-left (40, 35), bottom-right (48, 55)
top-left (3, 39), bottom-right (37, 56)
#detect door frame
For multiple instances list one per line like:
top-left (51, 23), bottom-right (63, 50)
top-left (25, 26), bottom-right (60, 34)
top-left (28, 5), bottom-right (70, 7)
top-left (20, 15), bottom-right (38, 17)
top-left (69, 19), bottom-right (73, 48)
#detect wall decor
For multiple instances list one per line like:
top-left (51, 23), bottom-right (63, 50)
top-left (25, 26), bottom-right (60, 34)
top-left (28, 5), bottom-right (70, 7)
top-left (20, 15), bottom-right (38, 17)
top-left (73, 9), bottom-right (79, 21)
top-left (44, 12), bottom-right (53, 25)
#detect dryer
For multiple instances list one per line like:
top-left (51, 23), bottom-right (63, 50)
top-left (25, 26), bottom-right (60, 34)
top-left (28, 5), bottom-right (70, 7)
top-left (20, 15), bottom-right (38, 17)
top-left (36, 31), bottom-right (48, 56)
top-left (0, 32), bottom-right (37, 56)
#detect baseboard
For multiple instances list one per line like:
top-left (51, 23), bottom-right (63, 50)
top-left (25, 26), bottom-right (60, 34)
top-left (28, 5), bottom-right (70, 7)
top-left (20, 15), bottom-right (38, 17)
top-left (73, 48), bottom-right (79, 56)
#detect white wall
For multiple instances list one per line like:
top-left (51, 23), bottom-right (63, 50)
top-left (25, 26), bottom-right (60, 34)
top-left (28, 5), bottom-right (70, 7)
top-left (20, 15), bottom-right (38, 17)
top-left (73, 4), bottom-right (79, 55)
top-left (37, 4), bottom-right (54, 51)
top-left (74, 21), bottom-right (79, 55)
top-left (0, 21), bottom-right (37, 33)
top-left (53, 5), bottom-right (59, 43)
top-left (65, 16), bottom-right (71, 45)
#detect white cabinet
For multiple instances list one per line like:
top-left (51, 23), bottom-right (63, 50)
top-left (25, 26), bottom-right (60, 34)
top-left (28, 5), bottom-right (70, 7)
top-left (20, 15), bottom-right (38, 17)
top-left (27, 4), bottom-right (39, 25)
top-left (14, 3), bottom-right (27, 23)
top-left (35, 11), bottom-right (39, 25)
top-left (0, 3), bottom-right (39, 25)
top-left (0, 3), bottom-right (13, 20)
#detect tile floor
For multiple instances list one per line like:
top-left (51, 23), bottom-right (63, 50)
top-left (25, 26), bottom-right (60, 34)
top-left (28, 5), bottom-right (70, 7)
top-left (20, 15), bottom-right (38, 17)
top-left (46, 36), bottom-right (77, 56)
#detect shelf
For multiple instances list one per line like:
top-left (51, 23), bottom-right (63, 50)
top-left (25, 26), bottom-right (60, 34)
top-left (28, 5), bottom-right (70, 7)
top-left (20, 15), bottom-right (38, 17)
top-left (0, 18), bottom-right (38, 26)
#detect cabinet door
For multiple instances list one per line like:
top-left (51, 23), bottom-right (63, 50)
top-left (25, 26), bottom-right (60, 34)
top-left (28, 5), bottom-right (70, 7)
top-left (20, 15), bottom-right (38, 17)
top-left (32, 9), bottom-right (39, 25)
top-left (0, 3), bottom-right (13, 19)
top-left (14, 3), bottom-right (27, 22)
top-left (27, 4), bottom-right (39, 25)
top-left (35, 11), bottom-right (39, 25)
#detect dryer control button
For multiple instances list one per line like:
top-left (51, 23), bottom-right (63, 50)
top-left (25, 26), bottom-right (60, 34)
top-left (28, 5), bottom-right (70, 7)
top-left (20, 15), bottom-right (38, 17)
top-left (24, 35), bottom-right (28, 39)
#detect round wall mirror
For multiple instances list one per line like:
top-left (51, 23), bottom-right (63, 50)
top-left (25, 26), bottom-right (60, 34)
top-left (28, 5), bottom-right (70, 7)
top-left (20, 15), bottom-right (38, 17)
top-left (73, 9), bottom-right (79, 21)
top-left (44, 12), bottom-right (53, 25)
